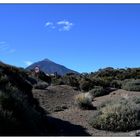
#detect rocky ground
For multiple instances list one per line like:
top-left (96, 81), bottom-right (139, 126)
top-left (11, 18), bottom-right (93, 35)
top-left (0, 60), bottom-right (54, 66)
top-left (32, 85), bottom-right (140, 136)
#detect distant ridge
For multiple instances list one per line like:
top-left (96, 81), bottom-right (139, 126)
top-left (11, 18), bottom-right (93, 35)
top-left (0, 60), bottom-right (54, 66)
top-left (26, 58), bottom-right (79, 76)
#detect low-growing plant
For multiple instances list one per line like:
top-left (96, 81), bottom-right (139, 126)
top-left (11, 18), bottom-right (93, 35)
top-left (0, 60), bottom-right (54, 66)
top-left (0, 63), bottom-right (50, 135)
top-left (92, 77), bottom-right (112, 88)
top-left (0, 75), bottom-right (9, 88)
top-left (0, 85), bottom-right (47, 135)
top-left (79, 79), bottom-right (94, 92)
top-left (75, 93), bottom-right (93, 109)
top-left (110, 80), bottom-right (122, 89)
top-left (132, 96), bottom-right (140, 104)
top-left (51, 77), bottom-right (64, 85)
top-left (0, 109), bottom-right (20, 135)
top-left (122, 79), bottom-right (140, 91)
top-left (89, 98), bottom-right (140, 132)
top-left (89, 86), bottom-right (106, 97)
top-left (63, 75), bottom-right (79, 89)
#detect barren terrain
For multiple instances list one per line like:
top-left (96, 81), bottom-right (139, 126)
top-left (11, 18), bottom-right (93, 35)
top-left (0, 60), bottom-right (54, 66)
top-left (33, 85), bottom-right (140, 136)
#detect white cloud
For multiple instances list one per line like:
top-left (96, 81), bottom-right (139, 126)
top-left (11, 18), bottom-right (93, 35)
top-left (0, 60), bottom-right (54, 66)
top-left (44, 20), bottom-right (74, 31)
top-left (24, 61), bottom-right (33, 66)
top-left (45, 22), bottom-right (53, 27)
top-left (0, 41), bottom-right (16, 54)
top-left (57, 20), bottom-right (73, 31)
top-left (45, 22), bottom-right (56, 29)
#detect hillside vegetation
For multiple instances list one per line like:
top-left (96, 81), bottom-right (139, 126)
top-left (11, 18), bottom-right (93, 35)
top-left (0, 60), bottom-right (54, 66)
top-left (0, 61), bottom-right (51, 135)
top-left (52, 67), bottom-right (140, 94)
top-left (1, 61), bottom-right (140, 136)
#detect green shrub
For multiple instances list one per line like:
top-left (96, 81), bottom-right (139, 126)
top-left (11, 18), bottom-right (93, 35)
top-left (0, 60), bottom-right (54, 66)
top-left (122, 79), bottom-right (140, 91)
top-left (132, 96), bottom-right (140, 104)
top-left (0, 75), bottom-right (9, 88)
top-left (0, 63), bottom-right (49, 135)
top-left (63, 75), bottom-right (79, 89)
top-left (110, 80), bottom-right (122, 89)
top-left (89, 86), bottom-right (106, 97)
top-left (80, 79), bottom-right (94, 92)
top-left (75, 93), bottom-right (93, 109)
top-left (0, 86), bottom-right (47, 135)
top-left (52, 78), bottom-right (64, 85)
top-left (0, 109), bottom-right (20, 135)
top-left (89, 99), bottom-right (140, 131)
top-left (91, 77), bottom-right (111, 88)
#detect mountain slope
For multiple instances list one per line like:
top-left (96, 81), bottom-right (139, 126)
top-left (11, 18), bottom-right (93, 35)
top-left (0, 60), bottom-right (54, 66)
top-left (26, 59), bottom-right (79, 76)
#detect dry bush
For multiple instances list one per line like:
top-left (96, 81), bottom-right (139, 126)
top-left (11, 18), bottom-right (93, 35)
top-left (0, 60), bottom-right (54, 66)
top-left (89, 98), bottom-right (140, 131)
top-left (122, 79), bottom-right (140, 91)
top-left (89, 86), bottom-right (106, 97)
top-left (110, 80), bottom-right (122, 89)
top-left (75, 93), bottom-right (93, 109)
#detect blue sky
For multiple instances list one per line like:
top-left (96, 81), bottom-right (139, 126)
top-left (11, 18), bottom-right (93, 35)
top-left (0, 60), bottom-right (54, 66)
top-left (0, 4), bottom-right (140, 73)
